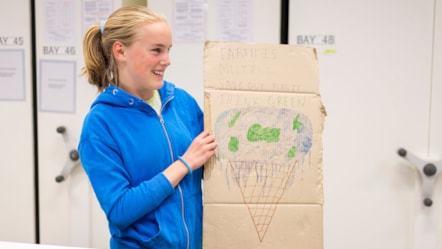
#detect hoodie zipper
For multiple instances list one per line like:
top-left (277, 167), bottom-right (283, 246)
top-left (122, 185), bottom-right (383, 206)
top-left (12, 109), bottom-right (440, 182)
top-left (158, 99), bottom-right (191, 249)
top-left (178, 185), bottom-right (191, 249)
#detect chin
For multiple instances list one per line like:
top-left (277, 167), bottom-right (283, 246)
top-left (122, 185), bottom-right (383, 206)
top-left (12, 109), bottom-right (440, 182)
top-left (156, 79), bottom-right (165, 89)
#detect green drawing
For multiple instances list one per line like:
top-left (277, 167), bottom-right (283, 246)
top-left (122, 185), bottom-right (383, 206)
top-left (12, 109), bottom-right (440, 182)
top-left (247, 124), bottom-right (280, 143)
top-left (288, 146), bottom-right (296, 158)
top-left (228, 136), bottom-right (239, 152)
top-left (229, 111), bottom-right (241, 128)
top-left (292, 114), bottom-right (303, 132)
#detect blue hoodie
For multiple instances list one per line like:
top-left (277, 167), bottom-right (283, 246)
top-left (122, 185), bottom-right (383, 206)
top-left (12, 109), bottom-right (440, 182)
top-left (78, 81), bottom-right (204, 249)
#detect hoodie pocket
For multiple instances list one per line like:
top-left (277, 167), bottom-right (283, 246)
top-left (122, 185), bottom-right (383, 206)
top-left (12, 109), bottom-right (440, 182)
top-left (135, 203), bottom-right (185, 248)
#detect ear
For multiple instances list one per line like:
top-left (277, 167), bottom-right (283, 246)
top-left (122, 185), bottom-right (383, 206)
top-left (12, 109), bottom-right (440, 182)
top-left (112, 41), bottom-right (126, 62)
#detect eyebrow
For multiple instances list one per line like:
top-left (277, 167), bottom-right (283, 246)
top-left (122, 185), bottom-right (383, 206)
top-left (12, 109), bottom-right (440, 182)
top-left (153, 43), bottom-right (172, 48)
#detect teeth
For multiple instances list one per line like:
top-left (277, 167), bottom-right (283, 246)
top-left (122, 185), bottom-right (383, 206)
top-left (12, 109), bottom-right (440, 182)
top-left (154, 71), bottom-right (163, 75)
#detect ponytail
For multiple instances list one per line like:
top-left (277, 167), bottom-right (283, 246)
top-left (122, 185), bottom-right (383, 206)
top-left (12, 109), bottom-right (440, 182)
top-left (81, 23), bottom-right (113, 91)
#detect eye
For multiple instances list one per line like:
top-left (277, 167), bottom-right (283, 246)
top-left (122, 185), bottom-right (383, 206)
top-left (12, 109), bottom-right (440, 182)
top-left (151, 46), bottom-right (171, 54)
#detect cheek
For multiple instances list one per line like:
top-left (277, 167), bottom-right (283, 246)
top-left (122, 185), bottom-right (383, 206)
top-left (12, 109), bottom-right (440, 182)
top-left (132, 60), bottom-right (145, 72)
top-left (133, 56), bottom-right (156, 72)
top-left (126, 49), bottom-right (151, 71)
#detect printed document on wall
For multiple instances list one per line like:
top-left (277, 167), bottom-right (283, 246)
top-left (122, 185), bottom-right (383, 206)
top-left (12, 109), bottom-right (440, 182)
top-left (173, 0), bottom-right (207, 43)
top-left (0, 49), bottom-right (25, 101)
top-left (217, 0), bottom-right (253, 41)
top-left (39, 60), bottom-right (76, 113)
top-left (43, 0), bottom-right (76, 43)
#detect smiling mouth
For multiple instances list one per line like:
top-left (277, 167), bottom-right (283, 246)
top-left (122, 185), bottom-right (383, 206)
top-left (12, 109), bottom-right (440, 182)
top-left (153, 70), bottom-right (164, 76)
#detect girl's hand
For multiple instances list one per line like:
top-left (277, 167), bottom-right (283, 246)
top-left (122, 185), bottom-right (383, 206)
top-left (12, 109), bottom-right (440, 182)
top-left (181, 130), bottom-right (217, 171)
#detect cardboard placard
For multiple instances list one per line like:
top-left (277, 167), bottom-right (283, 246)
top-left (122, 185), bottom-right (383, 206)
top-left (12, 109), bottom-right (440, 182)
top-left (203, 41), bottom-right (325, 249)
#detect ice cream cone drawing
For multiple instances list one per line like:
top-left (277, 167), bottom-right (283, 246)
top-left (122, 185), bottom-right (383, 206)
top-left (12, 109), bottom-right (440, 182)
top-left (213, 107), bottom-right (313, 242)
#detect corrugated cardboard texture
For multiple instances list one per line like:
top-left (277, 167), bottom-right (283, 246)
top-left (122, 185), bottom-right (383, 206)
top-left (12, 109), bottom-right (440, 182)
top-left (203, 41), bottom-right (325, 249)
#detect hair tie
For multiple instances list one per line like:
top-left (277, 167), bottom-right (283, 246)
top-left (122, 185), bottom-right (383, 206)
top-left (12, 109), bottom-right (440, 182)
top-left (177, 156), bottom-right (193, 175)
top-left (100, 20), bottom-right (106, 34)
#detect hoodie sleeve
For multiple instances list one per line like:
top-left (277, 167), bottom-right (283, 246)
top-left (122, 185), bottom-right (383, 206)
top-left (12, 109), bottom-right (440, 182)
top-left (78, 119), bottom-right (175, 231)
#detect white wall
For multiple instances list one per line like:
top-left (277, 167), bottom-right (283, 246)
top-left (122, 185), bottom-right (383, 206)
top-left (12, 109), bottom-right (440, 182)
top-left (0, 0), bottom-right (35, 243)
top-left (289, 0), bottom-right (442, 248)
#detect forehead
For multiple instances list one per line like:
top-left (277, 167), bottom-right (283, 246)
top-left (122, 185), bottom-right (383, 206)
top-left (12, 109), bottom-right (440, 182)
top-left (135, 21), bottom-right (172, 46)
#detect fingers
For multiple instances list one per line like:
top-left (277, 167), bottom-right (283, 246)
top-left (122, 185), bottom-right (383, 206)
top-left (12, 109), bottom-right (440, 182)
top-left (196, 131), bottom-right (217, 153)
top-left (183, 131), bottom-right (217, 169)
top-left (199, 130), bottom-right (212, 139)
top-left (195, 130), bottom-right (216, 146)
top-left (202, 132), bottom-right (217, 151)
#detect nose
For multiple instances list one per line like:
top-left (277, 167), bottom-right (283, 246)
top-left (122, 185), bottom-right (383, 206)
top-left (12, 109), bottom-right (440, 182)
top-left (160, 53), bottom-right (171, 66)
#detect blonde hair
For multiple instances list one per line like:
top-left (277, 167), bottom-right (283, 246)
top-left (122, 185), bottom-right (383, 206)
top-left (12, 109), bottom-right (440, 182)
top-left (82, 5), bottom-right (168, 91)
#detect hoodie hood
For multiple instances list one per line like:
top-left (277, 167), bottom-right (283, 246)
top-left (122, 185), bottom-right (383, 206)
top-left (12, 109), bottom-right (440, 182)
top-left (91, 81), bottom-right (176, 115)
